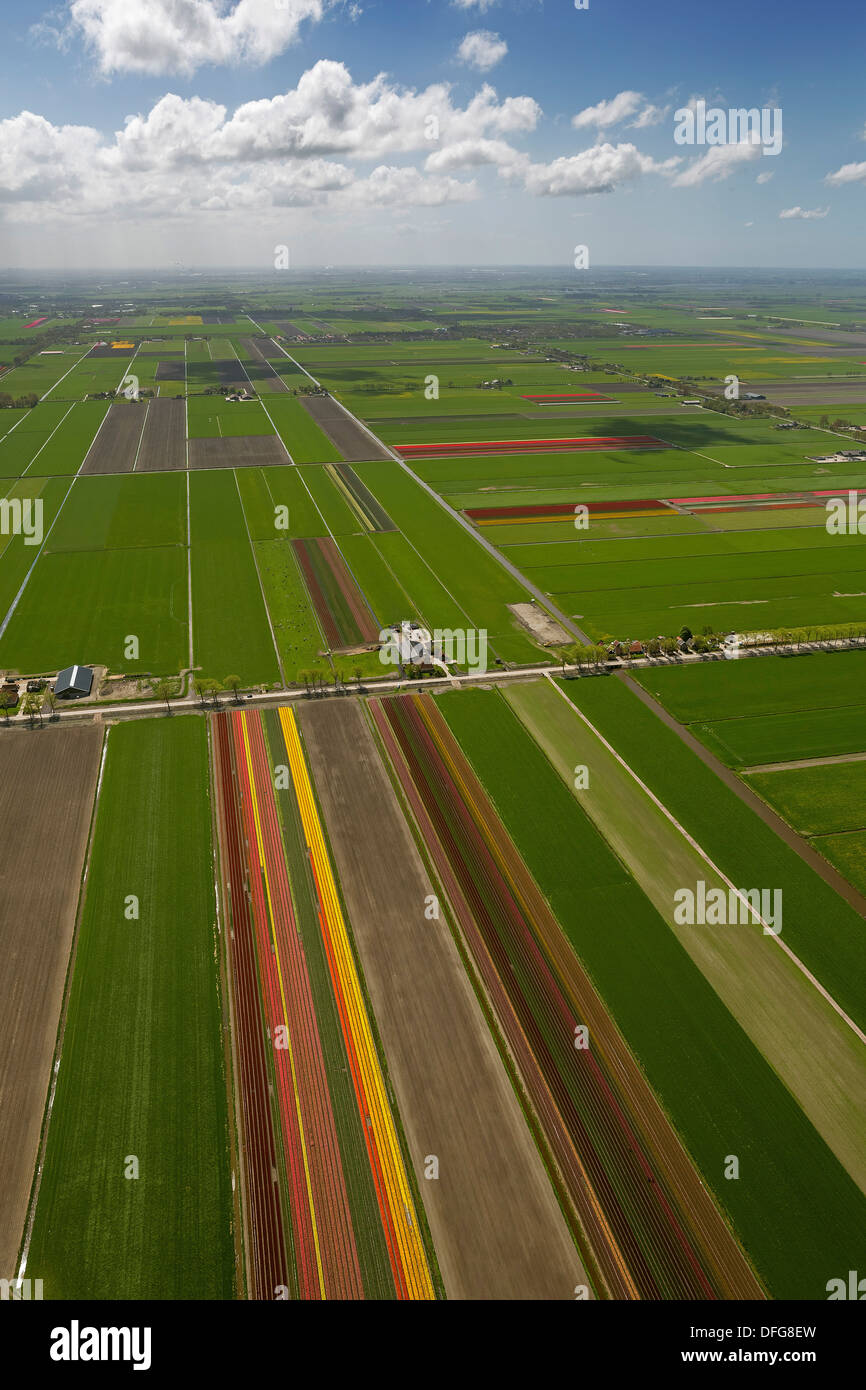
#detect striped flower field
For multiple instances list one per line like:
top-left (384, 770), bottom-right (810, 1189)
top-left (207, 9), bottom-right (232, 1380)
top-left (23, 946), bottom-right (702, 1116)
top-left (213, 706), bottom-right (435, 1300)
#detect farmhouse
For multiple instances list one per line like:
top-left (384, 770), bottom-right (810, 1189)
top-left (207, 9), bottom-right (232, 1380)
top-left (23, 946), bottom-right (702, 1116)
top-left (54, 665), bottom-right (93, 699)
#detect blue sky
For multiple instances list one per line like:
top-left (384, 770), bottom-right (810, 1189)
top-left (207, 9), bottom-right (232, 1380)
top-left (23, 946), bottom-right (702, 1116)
top-left (0, 0), bottom-right (863, 269)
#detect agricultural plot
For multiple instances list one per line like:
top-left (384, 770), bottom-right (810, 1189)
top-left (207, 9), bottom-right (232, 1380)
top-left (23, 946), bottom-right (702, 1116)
top-left (189, 470), bottom-right (280, 686)
top-left (355, 461), bottom-right (541, 664)
top-left (213, 707), bottom-right (436, 1298)
top-left (504, 678), bottom-right (866, 1195)
top-left (136, 398), bottom-right (186, 472)
top-left (0, 402), bottom-right (79, 475)
top-left (23, 400), bottom-right (110, 477)
top-left (0, 726), bottom-right (103, 1280)
top-left (265, 395), bottom-right (343, 463)
top-left (80, 402), bottom-right (147, 475)
top-left (0, 544), bottom-right (188, 676)
top-left (188, 436), bottom-right (288, 470)
top-left (187, 397), bottom-right (275, 439)
top-left (45, 473), bottom-right (186, 553)
top-left (560, 675), bottom-right (866, 1034)
top-left (25, 718), bottom-right (234, 1299)
top-left (635, 652), bottom-right (866, 765)
top-left (300, 698), bottom-right (583, 1298)
top-left (375, 690), bottom-right (764, 1299)
top-left (435, 685), bottom-right (866, 1298)
top-left (292, 537), bottom-right (379, 648)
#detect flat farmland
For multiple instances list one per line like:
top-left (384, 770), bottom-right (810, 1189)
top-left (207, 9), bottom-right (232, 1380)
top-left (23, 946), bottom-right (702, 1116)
top-left (238, 466), bottom-right (323, 539)
top-left (187, 398), bottom-right (275, 438)
top-left (189, 470), bottom-right (280, 685)
top-left (0, 544), bottom-right (188, 676)
top-left (80, 402), bottom-right (147, 475)
top-left (136, 398), bottom-right (186, 472)
top-left (635, 652), bottom-right (866, 766)
top-left (636, 650), bottom-right (866, 722)
top-left (46, 473), bottom-right (186, 552)
top-left (55, 350), bottom-right (138, 401)
top-left (188, 436), bottom-right (288, 470)
top-left (266, 395), bottom-right (344, 463)
top-left (748, 759), bottom-right (866, 837)
top-left (355, 460), bottom-right (541, 662)
top-left (0, 476), bottom-right (71, 621)
top-left (0, 725), bottom-right (103, 1280)
top-left (298, 395), bottom-right (385, 462)
top-left (0, 402), bottom-right (77, 475)
top-left (23, 401), bottom-right (111, 477)
top-left (299, 698), bottom-right (584, 1299)
top-left (561, 675), bottom-right (866, 1033)
top-left (504, 678), bottom-right (866, 1196)
top-left (436, 685), bottom-right (866, 1298)
top-left (24, 718), bottom-right (235, 1299)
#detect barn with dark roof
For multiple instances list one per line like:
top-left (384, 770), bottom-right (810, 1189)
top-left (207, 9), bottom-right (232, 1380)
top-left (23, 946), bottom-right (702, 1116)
top-left (54, 665), bottom-right (93, 699)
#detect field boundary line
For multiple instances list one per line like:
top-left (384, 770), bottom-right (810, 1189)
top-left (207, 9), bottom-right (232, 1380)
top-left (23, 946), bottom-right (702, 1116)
top-left (20, 400), bottom-right (77, 476)
top-left (36, 345), bottom-right (94, 402)
top-left (264, 335), bottom-right (587, 644)
top-left (185, 340), bottom-right (194, 673)
top-left (544, 672), bottom-right (866, 1048)
top-left (16, 726), bottom-right (109, 1285)
top-left (234, 471), bottom-right (286, 687)
top-left (0, 397), bottom-right (118, 642)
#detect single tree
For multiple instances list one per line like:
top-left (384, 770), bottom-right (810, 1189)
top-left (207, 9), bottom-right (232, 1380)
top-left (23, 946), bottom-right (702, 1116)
top-left (224, 674), bottom-right (242, 704)
top-left (154, 678), bottom-right (173, 714)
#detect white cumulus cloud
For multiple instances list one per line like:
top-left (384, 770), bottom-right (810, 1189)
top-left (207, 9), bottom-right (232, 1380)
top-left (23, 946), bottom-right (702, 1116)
top-left (457, 30), bottom-right (507, 72)
top-left (67, 0), bottom-right (325, 77)
top-left (514, 143), bottom-right (677, 197)
top-left (825, 161), bottom-right (866, 186)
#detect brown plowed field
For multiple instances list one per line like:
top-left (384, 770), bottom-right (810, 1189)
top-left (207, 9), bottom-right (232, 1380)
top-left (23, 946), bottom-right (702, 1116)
top-left (155, 362), bottom-right (185, 381)
top-left (136, 398), bottom-right (186, 472)
top-left (80, 402), bottom-right (147, 475)
top-left (300, 396), bottom-right (391, 461)
top-left (240, 339), bottom-right (290, 392)
top-left (298, 699), bottom-right (586, 1299)
top-left (0, 726), bottom-right (103, 1277)
top-left (188, 436), bottom-right (289, 470)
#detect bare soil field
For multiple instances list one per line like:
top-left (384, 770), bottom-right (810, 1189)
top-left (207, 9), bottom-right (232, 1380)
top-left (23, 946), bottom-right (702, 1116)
top-left (81, 402), bottom-right (147, 475)
top-left (240, 339), bottom-right (290, 392)
top-left (298, 699), bottom-right (585, 1299)
top-left (136, 398), bottom-right (186, 472)
top-left (209, 361), bottom-right (249, 388)
top-left (301, 396), bottom-right (391, 461)
top-left (188, 435), bottom-right (289, 470)
top-left (509, 601), bottom-right (571, 646)
top-left (155, 362), bottom-right (185, 382)
top-left (0, 725), bottom-right (103, 1278)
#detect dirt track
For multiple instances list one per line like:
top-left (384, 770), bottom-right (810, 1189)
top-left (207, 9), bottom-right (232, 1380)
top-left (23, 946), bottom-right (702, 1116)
top-left (137, 398), bottom-right (186, 472)
top-left (298, 699), bottom-right (585, 1299)
top-left (81, 402), bottom-right (147, 474)
top-left (0, 725), bottom-right (103, 1277)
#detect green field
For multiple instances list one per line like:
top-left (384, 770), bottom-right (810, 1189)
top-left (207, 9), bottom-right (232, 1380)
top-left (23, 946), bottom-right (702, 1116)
top-left (748, 759), bottom-right (866, 836)
top-left (559, 673), bottom-right (866, 1032)
top-left (190, 470), bottom-right (280, 685)
top-left (266, 395), bottom-right (343, 464)
top-left (46, 473), bottom-right (186, 552)
top-left (634, 651), bottom-right (866, 765)
top-left (435, 685), bottom-right (866, 1299)
top-left (0, 544), bottom-right (188, 676)
top-left (25, 717), bottom-right (235, 1298)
